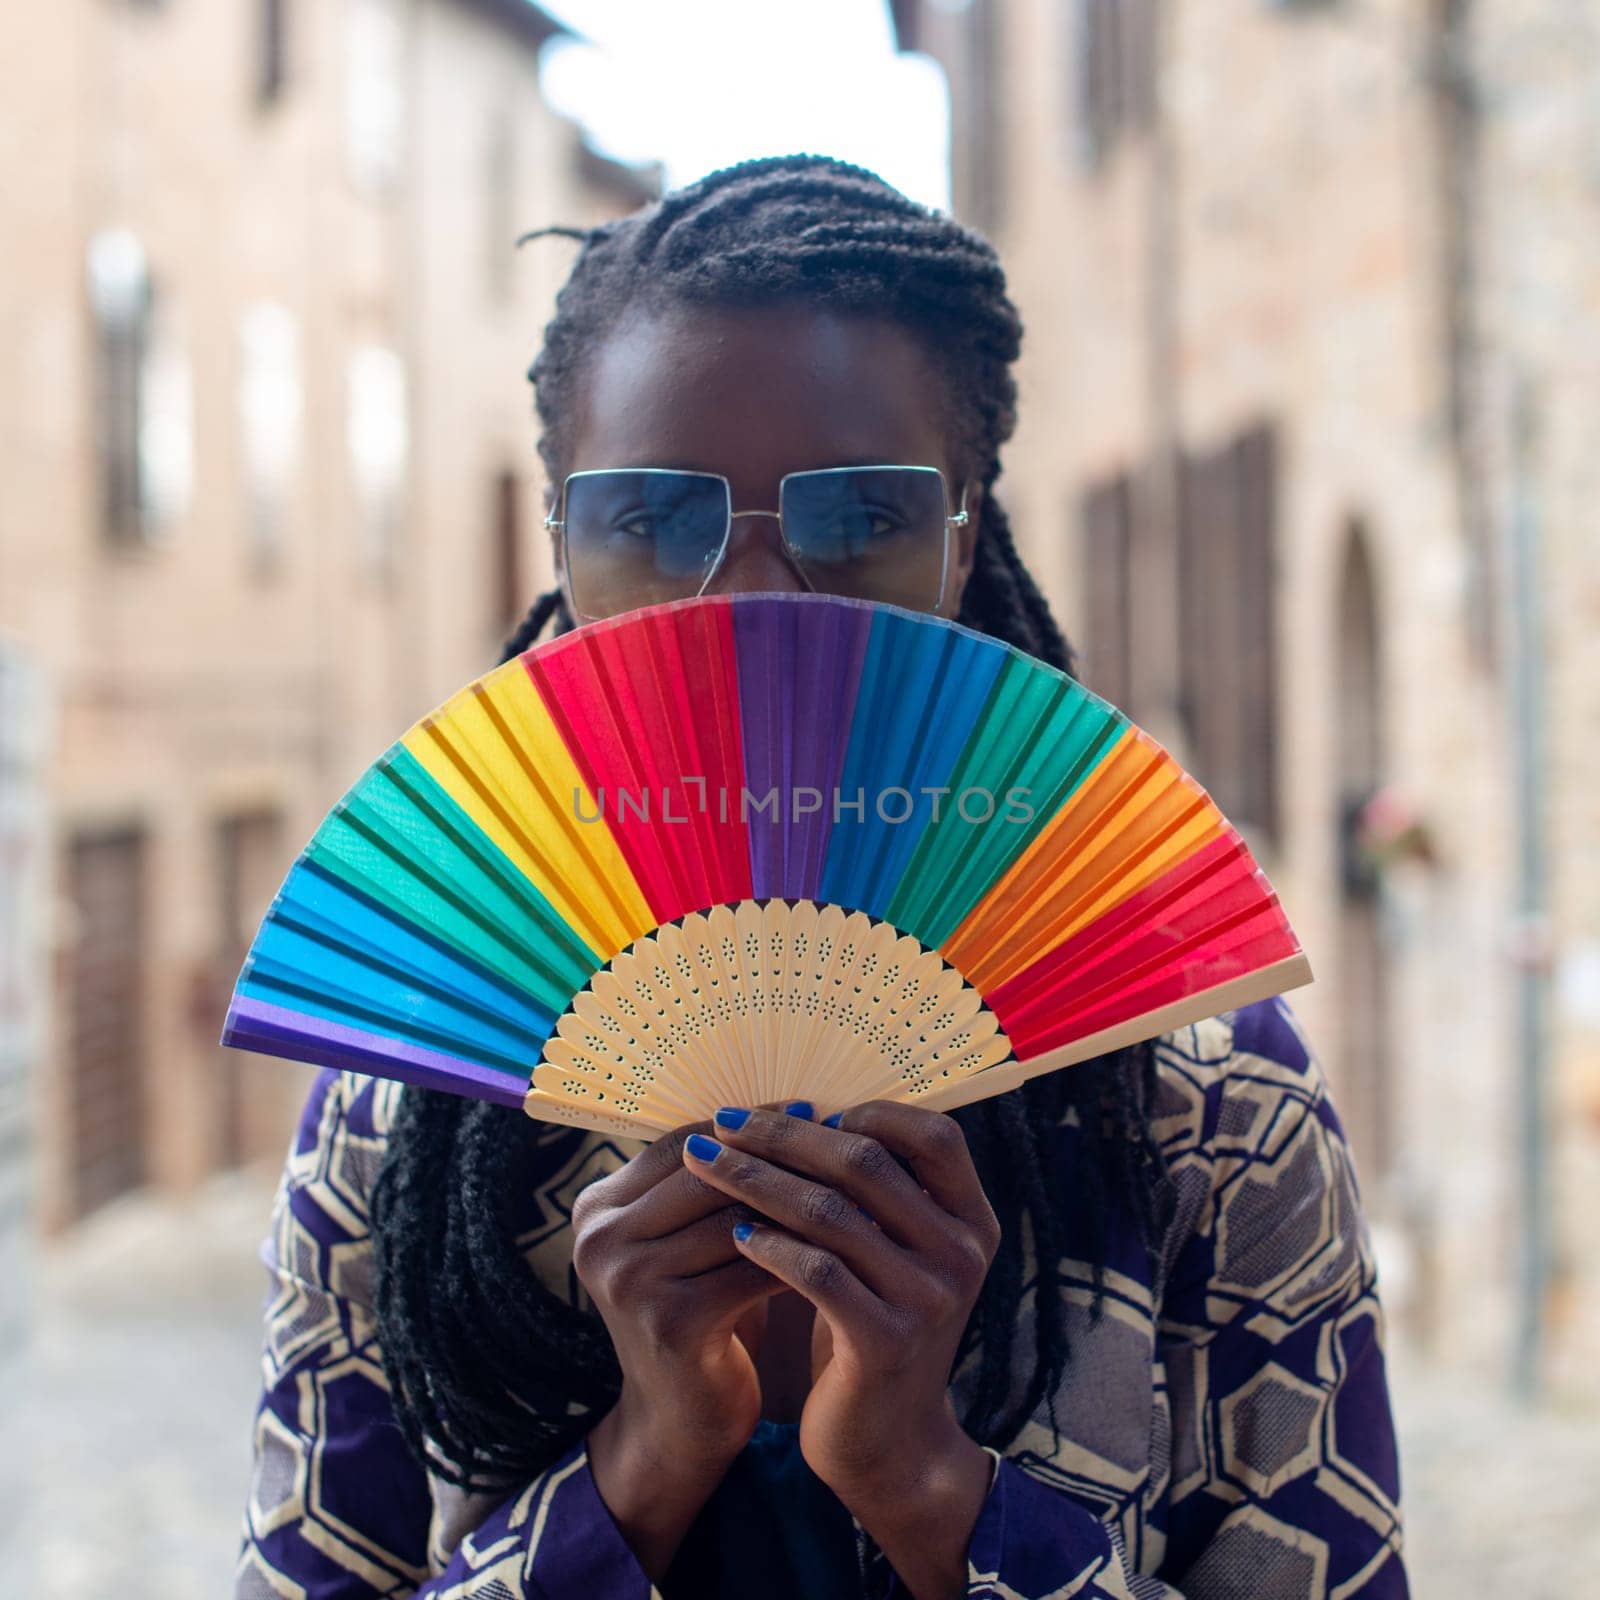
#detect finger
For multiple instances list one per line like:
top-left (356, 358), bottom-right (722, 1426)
top-left (632, 1254), bottom-right (784, 1344)
top-left (624, 1165), bottom-right (763, 1242)
top-left (578, 1116), bottom-right (717, 1212)
top-left (675, 1254), bottom-right (788, 1316)
top-left (611, 1100), bottom-right (806, 1235)
top-left (729, 1221), bottom-right (887, 1335)
top-left (707, 1106), bottom-right (947, 1250)
top-left (579, 1100), bottom-right (810, 1225)
top-left (653, 1202), bottom-right (772, 1277)
top-left (828, 1101), bottom-right (997, 1240)
top-left (682, 1134), bottom-right (913, 1298)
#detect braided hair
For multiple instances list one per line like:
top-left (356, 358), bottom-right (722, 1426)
top-left (371, 154), bottom-right (1173, 1494)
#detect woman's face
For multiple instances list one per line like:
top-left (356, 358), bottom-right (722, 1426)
top-left (558, 302), bottom-right (982, 618)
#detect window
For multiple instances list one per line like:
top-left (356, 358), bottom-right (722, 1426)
top-left (1074, 0), bottom-right (1157, 172)
top-left (1426, 0), bottom-right (1494, 667)
top-left (86, 230), bottom-right (193, 546)
top-left (214, 808), bottom-right (285, 1168)
top-left (966, 0), bottom-right (1006, 234)
top-left (345, 0), bottom-right (405, 198)
top-left (237, 303), bottom-right (301, 575)
top-left (257, 0), bottom-right (288, 107)
top-left (1331, 523), bottom-right (1393, 1180)
top-left (493, 469), bottom-right (523, 639)
top-left (1177, 422), bottom-right (1281, 846)
top-left (346, 344), bottom-right (408, 580)
top-left (1080, 473), bottom-right (1136, 712)
top-left (485, 114), bottom-right (518, 305)
top-left (0, 641), bottom-right (45, 1317)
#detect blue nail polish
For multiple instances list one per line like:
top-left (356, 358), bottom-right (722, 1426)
top-left (822, 1111), bottom-right (843, 1129)
top-left (732, 1221), bottom-right (755, 1242)
top-left (685, 1133), bottom-right (723, 1162)
top-left (784, 1100), bottom-right (814, 1120)
top-left (714, 1106), bottom-right (751, 1129)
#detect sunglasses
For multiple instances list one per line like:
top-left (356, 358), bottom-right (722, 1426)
top-left (545, 464), bottom-right (970, 622)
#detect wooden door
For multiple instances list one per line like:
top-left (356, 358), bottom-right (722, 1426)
top-left (63, 829), bottom-right (148, 1219)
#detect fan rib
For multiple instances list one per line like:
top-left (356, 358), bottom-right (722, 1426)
top-left (916, 954), bottom-right (1314, 1112)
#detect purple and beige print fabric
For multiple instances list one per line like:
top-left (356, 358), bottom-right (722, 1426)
top-left (234, 997), bottom-right (1408, 1598)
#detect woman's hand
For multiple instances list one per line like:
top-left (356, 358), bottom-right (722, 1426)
top-left (681, 1099), bottom-right (1002, 1599)
top-left (574, 1118), bottom-right (784, 1579)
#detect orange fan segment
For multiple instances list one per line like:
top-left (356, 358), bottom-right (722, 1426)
top-left (942, 729), bottom-right (1225, 990)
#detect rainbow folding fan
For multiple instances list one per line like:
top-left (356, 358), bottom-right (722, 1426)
top-left (220, 593), bottom-right (1311, 1139)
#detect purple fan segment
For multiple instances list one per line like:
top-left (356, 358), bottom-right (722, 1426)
top-left (225, 996), bottom-right (529, 1109)
top-left (732, 596), bottom-right (872, 899)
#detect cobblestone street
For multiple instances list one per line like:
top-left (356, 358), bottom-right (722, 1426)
top-left (3, 1172), bottom-right (279, 1599)
top-left (1387, 1351), bottom-right (1600, 1595)
top-left (4, 1171), bottom-right (1597, 1598)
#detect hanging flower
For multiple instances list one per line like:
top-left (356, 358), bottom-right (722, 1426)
top-left (1351, 784), bottom-right (1440, 874)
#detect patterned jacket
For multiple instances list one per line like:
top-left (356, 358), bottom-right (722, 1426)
top-left (234, 996), bottom-right (1408, 1597)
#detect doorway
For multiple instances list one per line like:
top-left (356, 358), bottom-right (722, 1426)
top-left (1334, 523), bottom-right (1392, 1183)
top-left (62, 827), bottom-right (149, 1219)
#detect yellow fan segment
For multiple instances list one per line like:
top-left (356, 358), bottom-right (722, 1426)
top-left (525, 900), bottom-right (1015, 1139)
top-left (401, 663), bottom-right (655, 960)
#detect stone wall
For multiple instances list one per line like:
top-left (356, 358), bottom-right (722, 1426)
top-left (910, 0), bottom-right (1600, 1399)
top-left (0, 0), bottom-right (656, 1229)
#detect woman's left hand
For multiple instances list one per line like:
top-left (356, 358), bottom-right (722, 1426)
top-left (682, 1099), bottom-right (1002, 1596)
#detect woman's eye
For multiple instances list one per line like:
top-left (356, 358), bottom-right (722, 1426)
top-left (854, 506), bottom-right (906, 537)
top-left (614, 515), bottom-right (657, 539)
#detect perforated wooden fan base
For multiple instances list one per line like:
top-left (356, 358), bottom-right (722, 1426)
top-left (522, 899), bottom-right (1015, 1139)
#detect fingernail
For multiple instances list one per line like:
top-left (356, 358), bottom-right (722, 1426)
top-left (822, 1111), bottom-right (843, 1129)
top-left (714, 1106), bottom-right (751, 1129)
top-left (732, 1220), bottom-right (755, 1242)
top-left (784, 1100), bottom-right (814, 1120)
top-left (684, 1133), bottom-right (723, 1162)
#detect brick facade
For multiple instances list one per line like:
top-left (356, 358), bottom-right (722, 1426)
top-left (0, 0), bottom-right (658, 1229)
top-left (903, 0), bottom-right (1600, 1399)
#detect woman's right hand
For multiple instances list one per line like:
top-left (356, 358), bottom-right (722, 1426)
top-left (576, 1117), bottom-right (781, 1578)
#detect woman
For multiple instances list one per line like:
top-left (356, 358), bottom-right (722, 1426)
top-left (235, 155), bottom-right (1408, 1599)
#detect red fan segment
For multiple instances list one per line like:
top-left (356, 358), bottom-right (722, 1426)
top-left (987, 832), bottom-right (1302, 1058)
top-left (522, 599), bottom-right (754, 922)
top-left (944, 729), bottom-right (1221, 992)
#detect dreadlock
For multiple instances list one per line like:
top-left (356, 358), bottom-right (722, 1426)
top-left (371, 154), bottom-right (1174, 1494)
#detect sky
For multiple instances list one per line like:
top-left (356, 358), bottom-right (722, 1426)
top-left (531, 0), bottom-right (954, 213)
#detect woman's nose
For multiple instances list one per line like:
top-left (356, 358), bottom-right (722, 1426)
top-left (701, 513), bottom-right (811, 596)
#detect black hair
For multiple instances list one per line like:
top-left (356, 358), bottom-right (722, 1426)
top-left (370, 154), bottom-right (1172, 1495)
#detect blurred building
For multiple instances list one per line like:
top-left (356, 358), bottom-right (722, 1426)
top-left (0, 637), bottom-right (50, 1394)
top-left (897, 0), bottom-right (1600, 1398)
top-left (0, 0), bottom-right (659, 1230)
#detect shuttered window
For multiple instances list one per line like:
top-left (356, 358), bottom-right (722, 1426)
top-left (1177, 422), bottom-right (1281, 845)
top-left (494, 469), bottom-right (523, 640)
top-left (1080, 472), bottom-right (1136, 712)
top-left (1074, 0), bottom-right (1157, 171)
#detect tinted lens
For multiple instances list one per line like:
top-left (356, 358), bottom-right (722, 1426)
top-left (563, 470), bottom-right (729, 617)
top-left (780, 468), bottom-right (948, 611)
